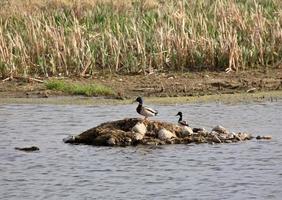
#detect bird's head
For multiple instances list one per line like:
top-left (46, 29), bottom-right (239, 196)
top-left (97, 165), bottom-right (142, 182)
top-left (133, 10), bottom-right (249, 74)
top-left (176, 111), bottom-right (183, 117)
top-left (135, 96), bottom-right (143, 104)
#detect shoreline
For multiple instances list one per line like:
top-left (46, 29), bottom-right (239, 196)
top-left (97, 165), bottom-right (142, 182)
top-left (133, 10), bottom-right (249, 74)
top-left (1, 90), bottom-right (281, 105)
top-left (1, 69), bottom-right (282, 105)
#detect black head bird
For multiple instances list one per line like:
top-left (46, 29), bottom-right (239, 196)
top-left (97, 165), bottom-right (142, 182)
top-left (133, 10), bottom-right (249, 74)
top-left (176, 111), bottom-right (189, 126)
top-left (135, 96), bottom-right (143, 104)
top-left (135, 96), bottom-right (158, 120)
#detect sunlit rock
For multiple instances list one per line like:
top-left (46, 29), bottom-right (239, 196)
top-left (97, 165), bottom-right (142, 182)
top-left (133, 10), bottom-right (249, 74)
top-left (132, 122), bottom-right (146, 140)
top-left (180, 126), bottom-right (193, 136)
top-left (158, 128), bottom-right (176, 140)
top-left (133, 132), bottom-right (145, 141)
top-left (107, 137), bottom-right (116, 146)
top-left (132, 122), bottom-right (147, 135)
top-left (212, 125), bottom-right (229, 134)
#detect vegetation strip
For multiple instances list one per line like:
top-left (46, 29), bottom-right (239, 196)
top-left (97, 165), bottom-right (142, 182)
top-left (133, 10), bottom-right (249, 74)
top-left (0, 91), bottom-right (281, 105)
top-left (45, 79), bottom-right (114, 96)
top-left (0, 0), bottom-right (281, 78)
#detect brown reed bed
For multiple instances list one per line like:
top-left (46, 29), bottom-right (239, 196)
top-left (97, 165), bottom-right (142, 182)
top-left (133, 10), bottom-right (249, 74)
top-left (0, 0), bottom-right (281, 78)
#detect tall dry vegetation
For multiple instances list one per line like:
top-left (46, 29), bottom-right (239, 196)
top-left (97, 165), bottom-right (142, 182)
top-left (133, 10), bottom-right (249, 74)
top-left (0, 0), bottom-right (281, 78)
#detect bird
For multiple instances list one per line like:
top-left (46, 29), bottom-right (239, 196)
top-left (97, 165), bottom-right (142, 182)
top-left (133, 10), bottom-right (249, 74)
top-left (176, 111), bottom-right (189, 126)
top-left (135, 97), bottom-right (158, 120)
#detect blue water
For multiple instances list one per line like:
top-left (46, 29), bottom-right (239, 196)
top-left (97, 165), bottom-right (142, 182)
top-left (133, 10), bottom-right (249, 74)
top-left (1, 101), bottom-right (282, 199)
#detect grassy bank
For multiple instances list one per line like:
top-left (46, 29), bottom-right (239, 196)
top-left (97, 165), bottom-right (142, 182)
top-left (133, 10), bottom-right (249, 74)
top-left (0, 0), bottom-right (281, 78)
top-left (45, 79), bottom-right (114, 96)
top-left (1, 90), bottom-right (281, 105)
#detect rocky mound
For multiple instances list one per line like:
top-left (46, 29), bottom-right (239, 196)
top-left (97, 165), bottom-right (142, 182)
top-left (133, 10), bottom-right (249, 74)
top-left (63, 118), bottom-right (260, 147)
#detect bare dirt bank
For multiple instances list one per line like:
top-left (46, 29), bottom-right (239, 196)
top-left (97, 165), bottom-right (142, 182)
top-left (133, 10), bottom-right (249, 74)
top-left (1, 69), bottom-right (282, 100)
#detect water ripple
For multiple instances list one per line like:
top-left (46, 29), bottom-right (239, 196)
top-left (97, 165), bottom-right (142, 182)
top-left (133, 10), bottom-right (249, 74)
top-left (1, 103), bottom-right (282, 199)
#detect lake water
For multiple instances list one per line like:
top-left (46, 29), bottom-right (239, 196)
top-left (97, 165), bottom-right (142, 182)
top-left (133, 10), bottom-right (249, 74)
top-left (1, 101), bottom-right (282, 200)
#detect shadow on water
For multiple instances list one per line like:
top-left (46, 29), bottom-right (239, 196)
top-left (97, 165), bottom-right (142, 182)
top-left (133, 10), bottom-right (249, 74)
top-left (1, 101), bottom-right (282, 199)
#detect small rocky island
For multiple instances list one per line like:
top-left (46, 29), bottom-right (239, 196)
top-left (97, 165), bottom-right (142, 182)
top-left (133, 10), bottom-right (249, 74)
top-left (63, 118), bottom-right (270, 147)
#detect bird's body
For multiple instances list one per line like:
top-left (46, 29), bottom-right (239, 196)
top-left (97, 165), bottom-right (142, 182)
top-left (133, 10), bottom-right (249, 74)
top-left (176, 111), bottom-right (189, 127)
top-left (135, 97), bottom-right (158, 119)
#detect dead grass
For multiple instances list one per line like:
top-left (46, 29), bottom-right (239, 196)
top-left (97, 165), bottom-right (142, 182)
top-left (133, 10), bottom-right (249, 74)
top-left (0, 0), bottom-right (281, 78)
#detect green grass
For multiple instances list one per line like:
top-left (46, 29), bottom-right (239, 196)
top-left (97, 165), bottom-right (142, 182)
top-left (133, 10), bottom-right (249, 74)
top-left (45, 79), bottom-right (114, 96)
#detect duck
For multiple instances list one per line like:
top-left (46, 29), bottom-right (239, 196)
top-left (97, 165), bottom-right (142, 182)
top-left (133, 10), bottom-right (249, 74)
top-left (135, 97), bottom-right (158, 120)
top-left (176, 111), bottom-right (189, 126)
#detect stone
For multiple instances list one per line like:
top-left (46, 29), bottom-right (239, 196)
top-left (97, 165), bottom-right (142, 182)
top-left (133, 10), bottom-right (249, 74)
top-left (209, 131), bottom-right (222, 143)
top-left (132, 122), bottom-right (147, 135)
top-left (228, 132), bottom-right (236, 139)
top-left (133, 132), bottom-right (145, 140)
top-left (132, 122), bottom-right (146, 140)
top-left (158, 128), bottom-right (175, 140)
top-left (107, 137), bottom-right (116, 146)
top-left (63, 135), bottom-right (76, 143)
top-left (233, 134), bottom-right (242, 141)
top-left (212, 125), bottom-right (229, 134)
top-left (212, 135), bottom-right (222, 143)
top-left (180, 126), bottom-right (193, 136)
top-left (193, 127), bottom-right (206, 133)
top-left (237, 132), bottom-right (253, 140)
top-left (124, 137), bottom-right (132, 146)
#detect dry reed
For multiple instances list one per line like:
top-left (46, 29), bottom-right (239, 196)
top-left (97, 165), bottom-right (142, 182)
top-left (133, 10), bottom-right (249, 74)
top-left (0, 0), bottom-right (281, 78)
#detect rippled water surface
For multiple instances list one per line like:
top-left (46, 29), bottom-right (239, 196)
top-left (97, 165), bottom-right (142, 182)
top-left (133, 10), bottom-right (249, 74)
top-left (1, 101), bottom-right (282, 200)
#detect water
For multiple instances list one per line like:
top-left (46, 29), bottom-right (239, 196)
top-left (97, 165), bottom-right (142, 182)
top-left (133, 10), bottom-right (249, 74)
top-left (1, 101), bottom-right (282, 200)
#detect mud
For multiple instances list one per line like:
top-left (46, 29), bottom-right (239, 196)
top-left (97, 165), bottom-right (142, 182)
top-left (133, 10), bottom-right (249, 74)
top-left (1, 69), bottom-right (281, 99)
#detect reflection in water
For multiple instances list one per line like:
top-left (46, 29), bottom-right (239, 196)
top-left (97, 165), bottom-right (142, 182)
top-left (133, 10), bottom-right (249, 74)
top-left (1, 102), bottom-right (282, 199)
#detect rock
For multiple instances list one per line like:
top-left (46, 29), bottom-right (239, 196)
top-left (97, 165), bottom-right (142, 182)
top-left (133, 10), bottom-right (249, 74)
top-left (158, 128), bottom-right (175, 140)
top-left (132, 122), bottom-right (146, 140)
top-left (193, 127), bottom-right (206, 133)
top-left (233, 134), bottom-right (242, 141)
top-left (212, 135), bottom-right (222, 143)
top-left (217, 132), bottom-right (234, 140)
top-left (132, 122), bottom-right (147, 136)
top-left (132, 122), bottom-right (147, 135)
top-left (210, 131), bottom-right (222, 143)
top-left (124, 137), bottom-right (132, 146)
top-left (15, 146), bottom-right (39, 152)
top-left (180, 126), bottom-right (193, 136)
top-left (107, 137), bottom-right (116, 146)
top-left (212, 125), bottom-right (229, 134)
top-left (256, 135), bottom-right (272, 140)
top-left (193, 135), bottom-right (207, 143)
top-left (228, 132), bottom-right (236, 139)
top-left (236, 132), bottom-right (253, 140)
top-left (133, 132), bottom-right (145, 141)
top-left (63, 135), bottom-right (77, 143)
